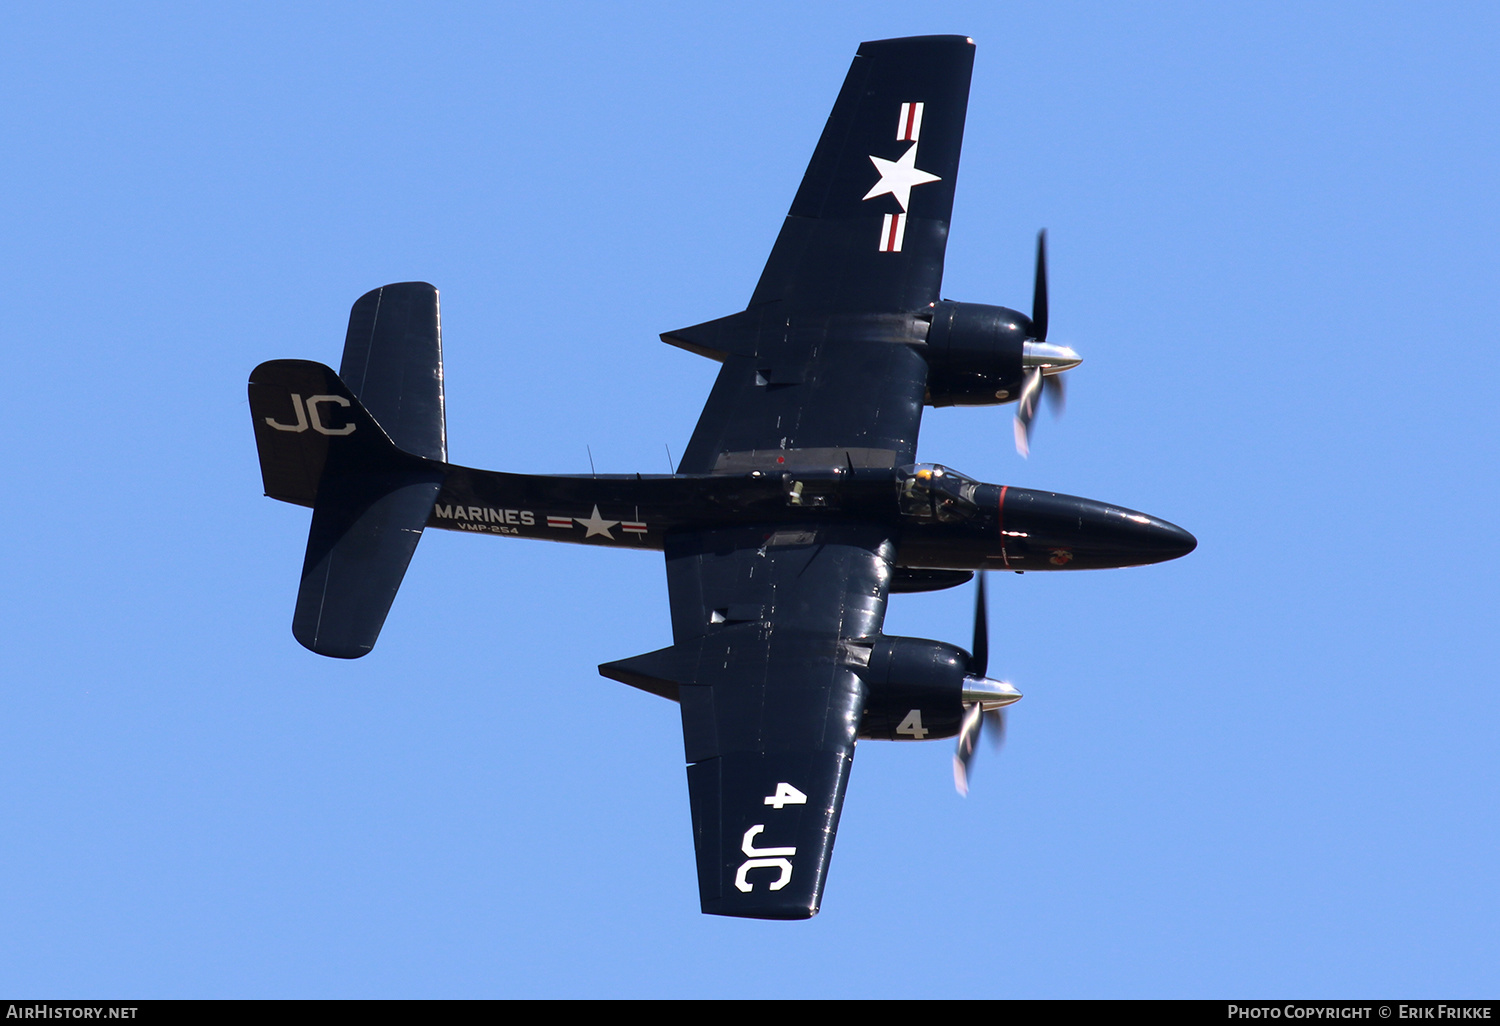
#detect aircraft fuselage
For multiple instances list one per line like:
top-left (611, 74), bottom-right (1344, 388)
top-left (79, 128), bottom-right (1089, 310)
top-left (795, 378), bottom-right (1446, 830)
top-left (424, 462), bottom-right (1195, 574)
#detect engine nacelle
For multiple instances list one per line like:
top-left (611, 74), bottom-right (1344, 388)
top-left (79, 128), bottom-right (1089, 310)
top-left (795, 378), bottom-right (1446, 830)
top-left (857, 635), bottom-right (971, 741)
top-left (922, 301), bottom-right (1030, 407)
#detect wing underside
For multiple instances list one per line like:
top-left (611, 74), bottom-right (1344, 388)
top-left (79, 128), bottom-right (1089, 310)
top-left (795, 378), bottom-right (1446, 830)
top-left (752, 35), bottom-right (975, 315)
top-left (669, 36), bottom-right (976, 475)
top-left (603, 523), bottom-right (894, 918)
top-left (603, 36), bottom-right (980, 916)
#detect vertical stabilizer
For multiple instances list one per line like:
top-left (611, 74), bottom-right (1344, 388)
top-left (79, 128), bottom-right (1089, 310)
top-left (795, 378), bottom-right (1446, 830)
top-left (340, 282), bottom-right (447, 463)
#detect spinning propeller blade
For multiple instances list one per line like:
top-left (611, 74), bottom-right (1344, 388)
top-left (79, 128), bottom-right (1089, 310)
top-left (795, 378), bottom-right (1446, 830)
top-left (1031, 229), bottom-right (1048, 344)
top-left (953, 572), bottom-right (1019, 795)
top-left (970, 563), bottom-right (989, 678)
top-left (1013, 367), bottom-right (1044, 459)
top-left (1014, 229), bottom-right (1080, 457)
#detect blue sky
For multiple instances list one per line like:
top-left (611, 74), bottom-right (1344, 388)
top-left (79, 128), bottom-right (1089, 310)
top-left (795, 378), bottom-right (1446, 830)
top-left (1, 1), bottom-right (1496, 998)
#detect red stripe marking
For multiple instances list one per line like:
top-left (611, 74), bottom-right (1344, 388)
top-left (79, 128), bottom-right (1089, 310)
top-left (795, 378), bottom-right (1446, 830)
top-left (886, 213), bottom-right (900, 251)
top-left (904, 102), bottom-right (918, 140)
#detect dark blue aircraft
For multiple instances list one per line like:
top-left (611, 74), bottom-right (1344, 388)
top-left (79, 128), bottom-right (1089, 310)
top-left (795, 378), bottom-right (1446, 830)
top-left (249, 36), bottom-right (1195, 919)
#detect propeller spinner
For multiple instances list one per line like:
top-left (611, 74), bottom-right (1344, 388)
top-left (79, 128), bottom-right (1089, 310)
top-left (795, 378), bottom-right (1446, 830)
top-left (1014, 230), bottom-right (1082, 457)
top-left (953, 571), bottom-right (1022, 795)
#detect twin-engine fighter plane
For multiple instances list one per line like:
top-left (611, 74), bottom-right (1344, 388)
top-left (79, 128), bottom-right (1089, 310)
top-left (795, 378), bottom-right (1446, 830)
top-left (249, 36), bottom-right (1195, 919)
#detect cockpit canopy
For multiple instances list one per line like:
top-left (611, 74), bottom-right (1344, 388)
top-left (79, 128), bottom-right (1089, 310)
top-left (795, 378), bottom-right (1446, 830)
top-left (897, 464), bottom-right (982, 523)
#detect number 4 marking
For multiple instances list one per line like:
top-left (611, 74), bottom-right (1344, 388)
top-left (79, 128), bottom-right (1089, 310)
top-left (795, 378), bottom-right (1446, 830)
top-left (764, 782), bottom-right (807, 809)
top-left (896, 709), bottom-right (929, 739)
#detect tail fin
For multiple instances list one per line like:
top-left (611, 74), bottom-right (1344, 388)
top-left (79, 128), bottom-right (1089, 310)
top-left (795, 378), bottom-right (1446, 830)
top-left (339, 282), bottom-right (446, 462)
top-left (248, 283), bottom-right (448, 659)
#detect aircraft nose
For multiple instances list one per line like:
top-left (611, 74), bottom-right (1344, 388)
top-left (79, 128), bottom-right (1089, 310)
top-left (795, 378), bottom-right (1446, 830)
top-left (992, 487), bottom-right (1197, 569)
top-left (1135, 515), bottom-right (1197, 561)
top-left (1094, 506), bottom-right (1197, 565)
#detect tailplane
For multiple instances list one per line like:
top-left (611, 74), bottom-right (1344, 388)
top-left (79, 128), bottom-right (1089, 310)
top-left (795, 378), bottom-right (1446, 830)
top-left (248, 283), bottom-right (447, 658)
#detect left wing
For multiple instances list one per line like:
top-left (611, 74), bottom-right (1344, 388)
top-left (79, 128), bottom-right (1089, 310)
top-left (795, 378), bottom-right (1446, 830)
top-left (749, 35), bottom-right (974, 317)
top-left (665, 35), bottom-right (976, 476)
top-left (602, 523), bottom-right (893, 919)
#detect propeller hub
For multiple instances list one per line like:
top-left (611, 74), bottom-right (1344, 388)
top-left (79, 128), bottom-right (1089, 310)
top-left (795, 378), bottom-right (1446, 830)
top-left (961, 675), bottom-right (1022, 710)
top-left (1021, 340), bottom-right (1081, 374)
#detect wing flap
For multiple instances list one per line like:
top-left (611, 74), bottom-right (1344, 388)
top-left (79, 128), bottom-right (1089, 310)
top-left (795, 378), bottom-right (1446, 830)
top-left (663, 524), bottom-right (892, 643)
top-left (676, 342), bottom-right (928, 474)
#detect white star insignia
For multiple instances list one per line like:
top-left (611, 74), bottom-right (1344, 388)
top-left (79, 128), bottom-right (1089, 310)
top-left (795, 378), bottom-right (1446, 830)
top-left (575, 505), bottom-right (620, 539)
top-left (862, 142), bottom-right (941, 212)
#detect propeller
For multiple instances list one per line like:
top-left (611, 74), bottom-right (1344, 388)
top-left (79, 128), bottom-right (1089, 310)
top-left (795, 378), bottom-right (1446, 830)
top-left (1014, 230), bottom-right (1079, 458)
top-left (1031, 227), bottom-right (1048, 343)
top-left (953, 572), bottom-right (1021, 795)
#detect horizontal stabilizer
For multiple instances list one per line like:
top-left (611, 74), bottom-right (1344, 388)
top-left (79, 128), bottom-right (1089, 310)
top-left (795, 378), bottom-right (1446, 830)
top-left (293, 472), bottom-right (443, 658)
top-left (249, 359), bottom-right (444, 658)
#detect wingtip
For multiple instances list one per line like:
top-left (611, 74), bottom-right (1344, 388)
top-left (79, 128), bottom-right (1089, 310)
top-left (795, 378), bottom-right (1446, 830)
top-left (857, 34), bottom-right (976, 54)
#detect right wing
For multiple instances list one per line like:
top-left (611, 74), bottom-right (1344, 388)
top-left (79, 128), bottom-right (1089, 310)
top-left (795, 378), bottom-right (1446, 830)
top-left (602, 523), bottom-right (894, 918)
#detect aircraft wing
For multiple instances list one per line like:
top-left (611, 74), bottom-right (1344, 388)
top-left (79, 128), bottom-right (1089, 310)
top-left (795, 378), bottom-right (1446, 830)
top-left (600, 36), bottom-right (974, 916)
top-left (751, 35), bottom-right (974, 316)
top-left (669, 35), bottom-right (975, 475)
top-left (601, 523), bottom-right (894, 918)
